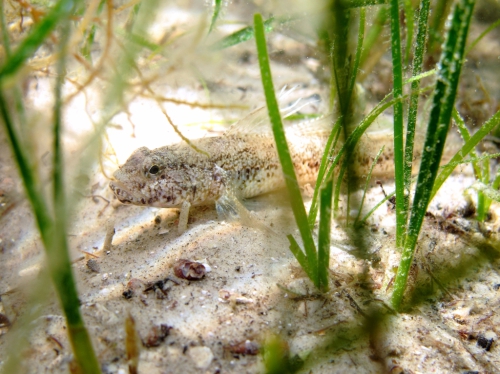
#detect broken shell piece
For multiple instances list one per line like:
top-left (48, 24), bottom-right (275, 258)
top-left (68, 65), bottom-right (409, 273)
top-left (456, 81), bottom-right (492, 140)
top-left (123, 278), bottom-right (146, 299)
top-left (218, 289), bottom-right (231, 302)
top-left (227, 340), bottom-right (260, 355)
top-left (477, 333), bottom-right (495, 351)
top-left (173, 259), bottom-right (206, 280)
top-left (143, 324), bottom-right (172, 348)
top-left (0, 313), bottom-right (11, 328)
top-left (127, 278), bottom-right (145, 291)
top-left (217, 289), bottom-right (254, 304)
top-left (235, 296), bottom-right (254, 304)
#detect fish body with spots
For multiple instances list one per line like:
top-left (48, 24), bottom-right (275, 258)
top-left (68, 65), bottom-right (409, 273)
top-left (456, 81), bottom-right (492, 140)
top-left (109, 128), bottom-right (327, 209)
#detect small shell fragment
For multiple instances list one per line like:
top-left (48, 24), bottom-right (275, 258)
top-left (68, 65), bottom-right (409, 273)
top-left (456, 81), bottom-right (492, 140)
top-left (173, 259), bottom-right (206, 280)
top-left (123, 278), bottom-right (145, 299)
top-left (143, 324), bottom-right (172, 348)
top-left (477, 334), bottom-right (494, 351)
top-left (0, 313), bottom-right (11, 328)
top-left (227, 340), bottom-right (260, 355)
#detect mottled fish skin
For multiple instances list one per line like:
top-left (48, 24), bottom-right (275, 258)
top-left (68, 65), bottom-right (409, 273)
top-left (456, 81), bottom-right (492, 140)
top-left (109, 129), bottom-right (328, 208)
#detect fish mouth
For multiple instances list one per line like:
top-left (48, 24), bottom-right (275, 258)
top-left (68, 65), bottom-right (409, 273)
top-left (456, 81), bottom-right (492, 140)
top-left (109, 179), bottom-right (145, 205)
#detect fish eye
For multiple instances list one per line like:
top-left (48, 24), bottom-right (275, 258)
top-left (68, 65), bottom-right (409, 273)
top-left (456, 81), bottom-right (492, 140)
top-left (149, 165), bottom-right (160, 174)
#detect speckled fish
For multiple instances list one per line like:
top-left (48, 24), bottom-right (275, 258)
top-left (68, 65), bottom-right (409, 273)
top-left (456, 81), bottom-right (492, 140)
top-left (109, 110), bottom-right (329, 212)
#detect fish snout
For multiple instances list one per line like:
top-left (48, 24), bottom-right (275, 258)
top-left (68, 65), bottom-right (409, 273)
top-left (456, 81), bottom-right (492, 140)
top-left (109, 179), bottom-right (136, 204)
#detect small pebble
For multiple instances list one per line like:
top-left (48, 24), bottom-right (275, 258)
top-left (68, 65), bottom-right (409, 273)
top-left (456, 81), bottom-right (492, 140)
top-left (87, 259), bottom-right (100, 273)
top-left (188, 346), bottom-right (213, 369)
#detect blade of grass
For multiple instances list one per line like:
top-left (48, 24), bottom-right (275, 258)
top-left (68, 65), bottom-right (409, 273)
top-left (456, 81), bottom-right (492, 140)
top-left (263, 335), bottom-right (302, 374)
top-left (452, 108), bottom-right (484, 218)
top-left (452, 109), bottom-right (483, 180)
top-left (360, 189), bottom-right (395, 223)
top-left (333, 160), bottom-right (348, 214)
top-left (0, 1), bottom-right (101, 371)
top-left (208, 0), bottom-right (222, 34)
top-left (477, 158), bottom-right (490, 221)
top-left (308, 117), bottom-right (342, 227)
top-left (329, 2), bottom-right (361, 222)
top-left (81, 24), bottom-right (97, 61)
top-left (388, 0), bottom-right (406, 250)
top-left (285, 113), bottom-right (323, 121)
top-left (402, 0), bottom-right (414, 65)
top-left (493, 167), bottom-right (500, 191)
top-left (212, 16), bottom-right (276, 50)
top-left (51, 17), bottom-right (102, 373)
top-left (354, 145), bottom-right (385, 224)
top-left (404, 0), bottom-right (430, 217)
top-left (445, 152), bottom-right (500, 166)
top-left (254, 13), bottom-right (318, 286)
top-left (347, 7), bottom-right (366, 113)
top-left (0, 0), bottom-right (12, 56)
top-left (489, 167), bottom-right (500, 209)
top-left (428, 0), bottom-right (453, 55)
top-left (116, 29), bottom-right (161, 51)
top-left (483, 156), bottom-right (500, 216)
top-left (0, 0), bottom-right (33, 133)
top-left (340, 0), bottom-right (387, 7)
top-left (288, 235), bottom-right (314, 280)
top-left (359, 6), bottom-right (388, 76)
top-left (314, 85), bottom-right (433, 224)
top-left (392, 0), bottom-right (476, 310)
top-left (405, 68), bottom-right (435, 84)
top-left (469, 181), bottom-right (500, 202)
top-left (477, 161), bottom-right (500, 228)
top-left (465, 18), bottom-right (500, 55)
top-left (431, 108), bottom-right (500, 200)
top-left (329, 0), bottom-right (351, 118)
top-left (0, 0), bottom-right (75, 79)
top-left (0, 94), bottom-right (52, 241)
top-left (318, 177), bottom-right (333, 292)
top-left (80, 0), bottom-right (105, 61)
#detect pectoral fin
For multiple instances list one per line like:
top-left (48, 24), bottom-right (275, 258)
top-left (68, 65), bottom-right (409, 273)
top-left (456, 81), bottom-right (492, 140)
top-left (216, 192), bottom-right (275, 235)
top-left (178, 200), bottom-right (191, 234)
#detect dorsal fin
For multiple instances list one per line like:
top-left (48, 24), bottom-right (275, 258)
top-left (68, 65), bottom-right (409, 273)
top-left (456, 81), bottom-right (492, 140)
top-left (225, 86), bottom-right (321, 136)
top-left (286, 113), bottom-right (335, 137)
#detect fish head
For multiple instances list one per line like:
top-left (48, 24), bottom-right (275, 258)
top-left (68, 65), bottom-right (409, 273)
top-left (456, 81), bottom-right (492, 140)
top-left (110, 146), bottom-right (200, 208)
